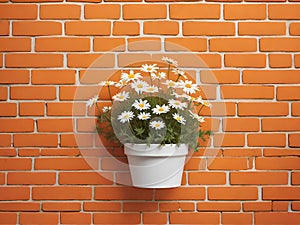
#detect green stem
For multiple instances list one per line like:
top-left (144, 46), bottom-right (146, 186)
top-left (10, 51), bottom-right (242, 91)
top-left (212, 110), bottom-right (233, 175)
top-left (167, 64), bottom-right (170, 80)
top-left (107, 86), bottom-right (113, 103)
top-left (198, 105), bottom-right (205, 115)
top-left (175, 74), bottom-right (181, 82)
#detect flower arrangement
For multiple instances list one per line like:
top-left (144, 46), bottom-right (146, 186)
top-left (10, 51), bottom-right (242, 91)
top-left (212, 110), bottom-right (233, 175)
top-left (87, 57), bottom-right (211, 151)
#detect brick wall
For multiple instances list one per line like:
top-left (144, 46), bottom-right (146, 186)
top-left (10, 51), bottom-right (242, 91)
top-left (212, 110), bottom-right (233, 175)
top-left (0, 1), bottom-right (300, 224)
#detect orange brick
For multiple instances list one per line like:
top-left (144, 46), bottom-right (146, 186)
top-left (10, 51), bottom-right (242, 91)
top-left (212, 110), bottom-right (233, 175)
top-left (292, 103), bottom-right (300, 116)
top-left (165, 38), bottom-right (207, 52)
top-left (208, 158), bottom-right (249, 170)
top-left (47, 102), bottom-right (85, 116)
top-left (0, 4), bottom-right (37, 19)
top-left (36, 38), bottom-right (90, 52)
top-left (85, 4), bottom-right (120, 19)
top-left (183, 22), bottom-right (235, 36)
top-left (269, 54), bottom-right (292, 68)
top-left (262, 118), bottom-right (300, 131)
top-left (256, 157), bottom-right (300, 170)
top-left (65, 21), bottom-right (110, 35)
top-left (6, 54), bottom-right (63, 68)
top-left (67, 54), bottom-right (114, 68)
top-left (113, 21), bottom-right (139, 36)
top-left (248, 134), bottom-right (286, 147)
top-left (292, 172), bottom-right (300, 185)
top-left (0, 38), bottom-right (31, 52)
top-left (222, 213), bottom-right (252, 225)
top-left (170, 4), bottom-right (220, 19)
top-left (43, 202), bottom-right (81, 212)
top-left (60, 133), bottom-right (94, 147)
top-left (143, 212), bottom-right (167, 224)
top-left (59, 172), bottom-right (112, 185)
top-left (33, 187), bottom-right (92, 200)
top-left (61, 212), bottom-right (91, 224)
top-left (239, 22), bottom-right (285, 35)
top-left (0, 119), bottom-right (34, 132)
top-left (19, 102), bottom-right (44, 116)
top-left (263, 187), bottom-right (300, 200)
top-left (7, 172), bottom-right (56, 185)
top-left (197, 202), bottom-right (241, 212)
top-left (11, 86), bottom-right (56, 100)
top-left (37, 119), bottom-right (73, 132)
top-left (170, 212), bottom-right (220, 224)
top-left (221, 86), bottom-right (274, 99)
top-left (155, 187), bottom-right (205, 200)
top-left (94, 38), bottom-right (125, 51)
top-left (14, 134), bottom-right (58, 147)
top-left (184, 158), bottom-right (206, 170)
top-left (264, 148), bottom-right (300, 157)
top-left (289, 134), bottom-right (300, 147)
top-left (19, 213), bottom-right (58, 225)
top-left (210, 38), bottom-right (257, 52)
top-left (243, 202), bottom-right (272, 212)
top-left (0, 202), bottom-right (39, 212)
top-left (208, 187), bottom-right (258, 200)
top-left (269, 4), bottom-right (300, 19)
top-left (93, 213), bottom-right (140, 224)
top-left (277, 86), bottom-right (300, 100)
top-left (0, 86), bottom-right (7, 100)
top-left (223, 118), bottom-right (259, 132)
top-left (189, 172), bottom-right (226, 185)
top-left (272, 201), bottom-right (289, 211)
top-left (35, 158), bottom-right (96, 170)
top-left (290, 22), bottom-right (300, 35)
top-left (123, 202), bottom-right (158, 212)
top-left (67, 0), bottom-right (101, 2)
top-left (144, 21), bottom-right (179, 35)
top-left (244, 70), bottom-right (300, 83)
top-left (225, 54), bottom-right (266, 68)
top-left (255, 212), bottom-right (300, 225)
top-left (0, 187), bottom-right (30, 200)
top-left (0, 103), bottom-right (17, 116)
top-left (13, 21), bottom-right (61, 36)
top-left (0, 21), bottom-right (9, 35)
top-left (292, 202), bottom-right (300, 211)
top-left (0, 213), bottom-right (17, 224)
top-left (18, 148), bottom-right (40, 157)
top-left (0, 134), bottom-right (11, 147)
top-left (230, 172), bottom-right (288, 185)
top-left (214, 134), bottom-right (245, 147)
top-left (238, 102), bottom-right (288, 116)
top-left (128, 37), bottom-right (161, 51)
top-left (201, 70), bottom-right (240, 84)
top-left (123, 4), bottom-right (166, 19)
top-left (83, 202), bottom-right (121, 212)
top-left (0, 158), bottom-right (31, 171)
top-left (223, 148), bottom-right (262, 157)
top-left (224, 4), bottom-right (266, 20)
top-left (159, 202), bottom-right (194, 212)
top-left (40, 4), bottom-right (80, 19)
top-left (95, 187), bottom-right (152, 200)
top-left (0, 148), bottom-right (16, 157)
top-left (40, 148), bottom-right (80, 156)
top-left (260, 38), bottom-right (300, 52)
top-left (32, 70), bottom-right (75, 84)
top-left (0, 70), bottom-right (29, 84)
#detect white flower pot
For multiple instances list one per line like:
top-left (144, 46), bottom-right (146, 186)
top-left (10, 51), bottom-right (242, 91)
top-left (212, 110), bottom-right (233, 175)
top-left (124, 143), bottom-right (188, 188)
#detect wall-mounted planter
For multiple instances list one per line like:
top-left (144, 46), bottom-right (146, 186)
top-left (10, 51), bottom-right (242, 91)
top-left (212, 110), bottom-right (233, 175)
top-left (124, 143), bottom-right (188, 188)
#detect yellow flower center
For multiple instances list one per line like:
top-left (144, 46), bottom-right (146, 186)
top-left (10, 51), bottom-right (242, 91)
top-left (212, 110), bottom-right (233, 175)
top-left (185, 83), bottom-right (192, 88)
top-left (155, 124), bottom-right (160, 127)
top-left (137, 84), bottom-right (143, 88)
top-left (147, 68), bottom-right (152, 71)
top-left (124, 115), bottom-right (129, 119)
top-left (128, 74), bottom-right (135, 79)
top-left (158, 107), bottom-right (164, 112)
top-left (138, 103), bottom-right (144, 108)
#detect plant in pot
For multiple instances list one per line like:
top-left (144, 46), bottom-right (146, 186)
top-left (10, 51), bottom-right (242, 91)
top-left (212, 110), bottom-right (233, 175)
top-left (87, 57), bottom-right (211, 188)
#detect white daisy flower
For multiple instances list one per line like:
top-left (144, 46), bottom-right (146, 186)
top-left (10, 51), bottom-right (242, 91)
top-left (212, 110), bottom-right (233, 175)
top-left (164, 80), bottom-right (179, 88)
top-left (173, 113), bottom-right (186, 125)
top-left (145, 85), bottom-right (159, 93)
top-left (121, 70), bottom-right (142, 82)
top-left (112, 91), bottom-right (130, 102)
top-left (168, 99), bottom-right (187, 110)
top-left (178, 80), bottom-right (199, 94)
top-left (87, 95), bottom-right (98, 108)
top-left (102, 106), bottom-right (111, 113)
top-left (194, 96), bottom-right (211, 107)
top-left (189, 110), bottom-right (205, 123)
top-left (137, 112), bottom-right (151, 120)
top-left (117, 111), bottom-right (134, 123)
top-left (182, 93), bottom-right (196, 101)
top-left (150, 120), bottom-right (165, 130)
top-left (132, 99), bottom-right (151, 111)
top-left (141, 64), bottom-right (159, 73)
top-left (172, 69), bottom-right (187, 79)
top-left (115, 80), bottom-right (128, 88)
top-left (99, 81), bottom-right (116, 86)
top-left (151, 72), bottom-right (166, 80)
top-left (131, 80), bottom-right (149, 94)
top-left (152, 104), bottom-right (170, 115)
top-left (162, 56), bottom-right (178, 67)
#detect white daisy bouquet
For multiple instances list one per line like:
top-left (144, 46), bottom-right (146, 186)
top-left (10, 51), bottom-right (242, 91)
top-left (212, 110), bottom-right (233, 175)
top-left (88, 57), bottom-right (211, 151)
